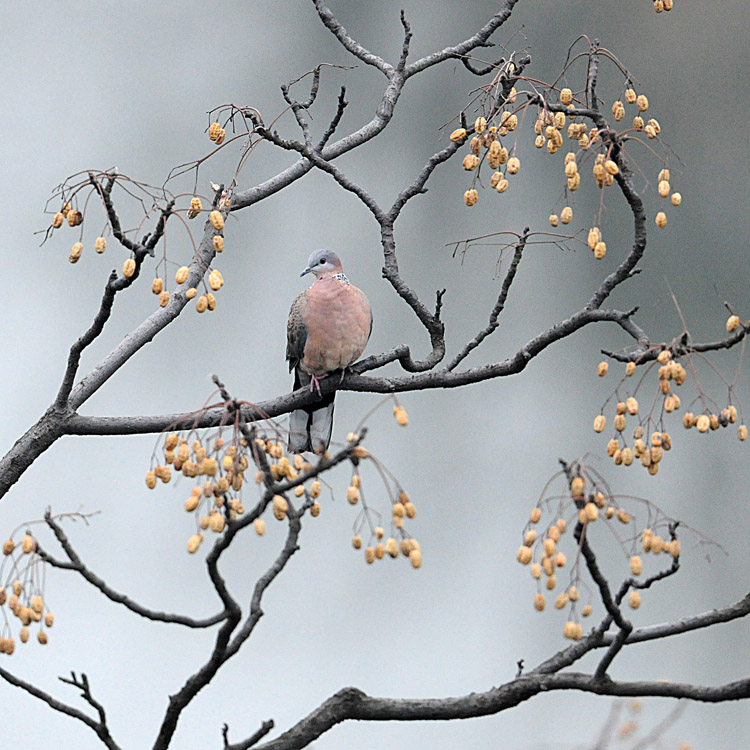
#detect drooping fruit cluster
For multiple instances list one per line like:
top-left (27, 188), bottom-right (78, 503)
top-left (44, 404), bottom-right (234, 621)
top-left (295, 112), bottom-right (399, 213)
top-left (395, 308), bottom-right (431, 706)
top-left (0, 532), bottom-right (54, 654)
top-left (594, 345), bottom-right (746, 474)
top-left (451, 43), bottom-right (680, 266)
top-left (147, 396), bottom-right (418, 565)
top-left (517, 460), bottom-right (685, 641)
top-left (345, 405), bottom-right (421, 569)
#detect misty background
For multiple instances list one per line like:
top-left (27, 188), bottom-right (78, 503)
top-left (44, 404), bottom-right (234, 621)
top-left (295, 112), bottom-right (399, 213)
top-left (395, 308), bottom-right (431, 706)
top-left (1, 1), bottom-right (748, 747)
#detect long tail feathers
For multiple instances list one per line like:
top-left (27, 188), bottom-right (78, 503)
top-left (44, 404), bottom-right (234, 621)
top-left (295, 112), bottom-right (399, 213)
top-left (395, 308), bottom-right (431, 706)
top-left (288, 370), bottom-right (336, 453)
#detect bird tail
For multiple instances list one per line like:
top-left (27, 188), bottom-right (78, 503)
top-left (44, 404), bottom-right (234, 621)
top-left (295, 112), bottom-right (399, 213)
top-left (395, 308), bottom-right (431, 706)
top-left (288, 370), bottom-right (335, 453)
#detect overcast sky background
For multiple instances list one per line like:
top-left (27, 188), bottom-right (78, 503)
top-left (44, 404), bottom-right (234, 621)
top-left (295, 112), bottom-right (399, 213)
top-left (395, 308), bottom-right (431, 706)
top-left (1, 1), bottom-right (748, 748)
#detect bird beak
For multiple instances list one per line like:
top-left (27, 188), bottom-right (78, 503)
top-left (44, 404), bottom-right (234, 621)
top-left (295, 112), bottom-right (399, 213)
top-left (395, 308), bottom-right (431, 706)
top-left (300, 266), bottom-right (312, 277)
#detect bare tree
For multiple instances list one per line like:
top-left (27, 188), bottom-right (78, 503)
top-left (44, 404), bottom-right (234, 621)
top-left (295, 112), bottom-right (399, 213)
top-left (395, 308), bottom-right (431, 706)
top-left (0, 2), bottom-right (747, 748)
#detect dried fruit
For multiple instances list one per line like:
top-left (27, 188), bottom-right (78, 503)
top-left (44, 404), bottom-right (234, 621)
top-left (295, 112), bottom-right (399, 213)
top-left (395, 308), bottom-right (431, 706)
top-left (464, 189), bottom-right (478, 206)
top-left (187, 533), bottom-right (203, 553)
top-left (507, 156), bottom-right (520, 174)
top-left (52, 212), bottom-right (64, 229)
top-left (94, 236), bottom-right (107, 254)
top-left (655, 212), bottom-right (667, 228)
top-left (597, 361), bottom-right (608, 377)
top-left (629, 590), bottom-right (641, 609)
top-left (670, 192), bottom-right (681, 206)
top-left (209, 211), bottom-right (224, 230)
top-left (560, 206), bottom-right (573, 224)
top-left (449, 128), bottom-right (467, 142)
top-left (636, 94), bottom-right (649, 111)
top-left (69, 242), bottom-right (83, 264)
top-left (123, 258), bottom-right (136, 278)
top-left (630, 555), bottom-right (642, 575)
top-left (213, 235), bottom-right (224, 252)
top-left (517, 546), bottom-right (533, 565)
top-left (462, 154), bottom-right (479, 171)
top-left (534, 593), bottom-right (546, 611)
top-left (726, 315), bottom-right (740, 333)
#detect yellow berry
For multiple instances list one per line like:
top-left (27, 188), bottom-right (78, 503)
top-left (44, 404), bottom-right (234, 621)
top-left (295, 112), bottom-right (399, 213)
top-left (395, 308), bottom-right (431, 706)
top-left (450, 128), bottom-right (467, 142)
top-left (393, 406), bottom-right (408, 426)
top-left (187, 533), bottom-right (204, 553)
top-left (629, 590), bottom-right (641, 609)
top-left (123, 258), bottom-right (136, 278)
top-left (726, 315), bottom-right (740, 333)
top-left (597, 361), bottom-right (608, 376)
top-left (534, 593), bottom-right (546, 611)
top-left (94, 236), bottom-right (107, 253)
top-left (69, 242), bottom-right (83, 264)
top-left (560, 206), bottom-right (572, 224)
top-left (52, 212), bottom-right (64, 229)
top-left (671, 192), bottom-right (681, 206)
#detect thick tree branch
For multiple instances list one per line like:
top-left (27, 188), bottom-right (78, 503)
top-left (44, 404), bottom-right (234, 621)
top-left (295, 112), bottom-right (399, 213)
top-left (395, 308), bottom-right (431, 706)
top-left (253, 675), bottom-right (750, 750)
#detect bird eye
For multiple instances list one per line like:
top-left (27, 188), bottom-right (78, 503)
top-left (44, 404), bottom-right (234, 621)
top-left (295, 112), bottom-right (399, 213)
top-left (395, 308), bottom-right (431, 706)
top-left (319, 258), bottom-right (326, 265)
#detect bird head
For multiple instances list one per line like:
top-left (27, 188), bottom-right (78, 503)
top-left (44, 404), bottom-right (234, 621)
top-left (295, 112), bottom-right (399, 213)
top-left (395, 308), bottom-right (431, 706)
top-left (300, 249), bottom-right (343, 278)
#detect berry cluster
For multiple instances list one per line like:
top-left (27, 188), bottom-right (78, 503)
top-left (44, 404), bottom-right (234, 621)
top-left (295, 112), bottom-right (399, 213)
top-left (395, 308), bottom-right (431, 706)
top-left (594, 343), bottom-right (746, 475)
top-left (517, 461), bottom-right (686, 641)
top-left (0, 533), bottom-right (54, 654)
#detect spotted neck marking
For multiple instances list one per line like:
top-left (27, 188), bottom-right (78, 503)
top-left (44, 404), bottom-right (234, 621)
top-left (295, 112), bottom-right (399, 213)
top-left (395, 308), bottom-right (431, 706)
top-left (333, 272), bottom-right (350, 284)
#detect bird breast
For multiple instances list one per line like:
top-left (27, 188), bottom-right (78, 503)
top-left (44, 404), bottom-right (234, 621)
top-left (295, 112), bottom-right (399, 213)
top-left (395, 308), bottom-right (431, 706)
top-left (301, 280), bottom-right (371, 376)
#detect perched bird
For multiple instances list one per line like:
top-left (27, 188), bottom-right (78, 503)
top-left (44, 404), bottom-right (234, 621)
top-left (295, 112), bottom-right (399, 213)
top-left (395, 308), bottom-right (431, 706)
top-left (286, 249), bottom-right (372, 452)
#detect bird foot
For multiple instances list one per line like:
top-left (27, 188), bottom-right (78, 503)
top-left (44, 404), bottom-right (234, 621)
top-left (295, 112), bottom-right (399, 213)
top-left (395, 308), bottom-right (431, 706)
top-left (309, 374), bottom-right (322, 397)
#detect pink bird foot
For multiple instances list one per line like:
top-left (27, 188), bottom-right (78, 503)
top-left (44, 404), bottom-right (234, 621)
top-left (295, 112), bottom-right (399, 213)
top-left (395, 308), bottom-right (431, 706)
top-left (309, 374), bottom-right (322, 397)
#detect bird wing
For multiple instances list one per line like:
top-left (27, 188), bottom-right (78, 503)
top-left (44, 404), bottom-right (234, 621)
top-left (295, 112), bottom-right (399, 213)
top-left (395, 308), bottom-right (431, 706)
top-left (286, 290), bottom-right (308, 374)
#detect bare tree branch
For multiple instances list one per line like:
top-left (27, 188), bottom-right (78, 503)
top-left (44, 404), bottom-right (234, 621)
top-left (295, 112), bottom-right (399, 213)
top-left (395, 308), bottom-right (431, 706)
top-left (224, 720), bottom-right (275, 750)
top-left (37, 511), bottom-right (226, 629)
top-left (311, 0), bottom-right (394, 77)
top-left (0, 665), bottom-right (121, 750)
top-left (447, 229), bottom-right (529, 371)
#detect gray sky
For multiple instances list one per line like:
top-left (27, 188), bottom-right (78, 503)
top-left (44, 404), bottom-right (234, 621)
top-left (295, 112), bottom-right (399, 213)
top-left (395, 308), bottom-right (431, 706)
top-left (1, 1), bottom-right (748, 748)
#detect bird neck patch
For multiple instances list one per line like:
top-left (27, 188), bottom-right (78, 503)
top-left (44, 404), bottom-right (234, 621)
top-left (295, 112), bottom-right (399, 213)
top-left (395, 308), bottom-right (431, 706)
top-left (332, 272), bottom-right (350, 285)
